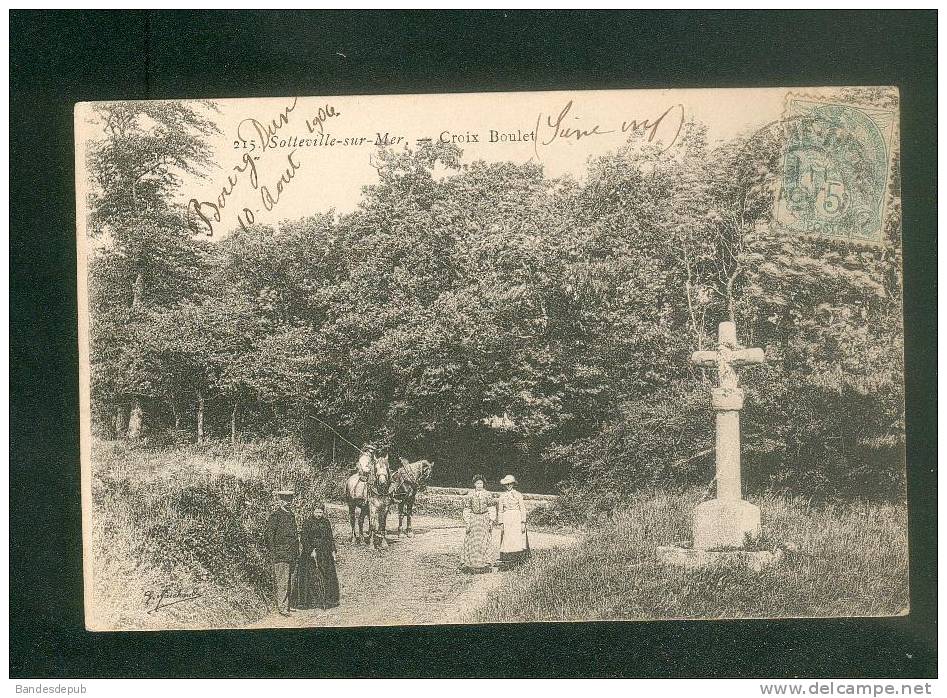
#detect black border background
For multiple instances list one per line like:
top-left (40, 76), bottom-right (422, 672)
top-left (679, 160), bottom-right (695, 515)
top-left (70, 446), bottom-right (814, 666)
top-left (9, 10), bottom-right (937, 678)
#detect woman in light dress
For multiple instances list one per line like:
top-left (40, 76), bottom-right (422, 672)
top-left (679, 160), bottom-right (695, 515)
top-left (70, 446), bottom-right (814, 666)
top-left (460, 474), bottom-right (497, 573)
top-left (497, 474), bottom-right (530, 568)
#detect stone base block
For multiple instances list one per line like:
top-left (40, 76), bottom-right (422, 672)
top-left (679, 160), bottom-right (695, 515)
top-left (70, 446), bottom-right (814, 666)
top-left (693, 498), bottom-right (761, 550)
top-left (656, 544), bottom-right (783, 573)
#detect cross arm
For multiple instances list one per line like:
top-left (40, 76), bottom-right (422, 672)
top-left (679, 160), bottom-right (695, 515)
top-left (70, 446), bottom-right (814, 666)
top-left (691, 350), bottom-right (718, 367)
top-left (730, 348), bottom-right (765, 366)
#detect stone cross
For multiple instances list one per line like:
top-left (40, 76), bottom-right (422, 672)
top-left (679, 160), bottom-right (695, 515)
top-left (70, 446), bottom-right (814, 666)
top-left (691, 321), bottom-right (765, 501)
top-left (689, 321), bottom-right (765, 549)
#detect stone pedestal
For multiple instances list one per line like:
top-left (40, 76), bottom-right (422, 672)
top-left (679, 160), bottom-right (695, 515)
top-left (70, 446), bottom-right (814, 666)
top-left (692, 498), bottom-right (761, 550)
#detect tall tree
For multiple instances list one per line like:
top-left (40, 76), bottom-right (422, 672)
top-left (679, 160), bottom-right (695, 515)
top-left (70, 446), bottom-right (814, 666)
top-left (86, 101), bottom-right (219, 437)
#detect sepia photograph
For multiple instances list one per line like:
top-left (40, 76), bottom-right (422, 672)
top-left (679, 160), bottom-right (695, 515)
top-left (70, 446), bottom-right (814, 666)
top-left (9, 6), bottom-right (939, 684)
top-left (74, 86), bottom-right (909, 632)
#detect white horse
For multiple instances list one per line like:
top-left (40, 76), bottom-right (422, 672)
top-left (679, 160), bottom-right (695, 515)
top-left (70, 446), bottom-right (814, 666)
top-left (344, 454), bottom-right (392, 548)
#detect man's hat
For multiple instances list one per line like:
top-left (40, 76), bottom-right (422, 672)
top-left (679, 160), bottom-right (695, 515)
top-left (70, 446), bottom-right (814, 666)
top-left (274, 489), bottom-right (295, 498)
top-left (364, 444), bottom-right (377, 452)
top-left (500, 475), bottom-right (516, 485)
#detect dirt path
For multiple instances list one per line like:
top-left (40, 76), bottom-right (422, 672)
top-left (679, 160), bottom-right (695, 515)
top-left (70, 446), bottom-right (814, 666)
top-left (250, 506), bottom-right (577, 628)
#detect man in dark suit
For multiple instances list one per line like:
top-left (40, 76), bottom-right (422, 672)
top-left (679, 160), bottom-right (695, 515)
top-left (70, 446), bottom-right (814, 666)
top-left (265, 490), bottom-right (299, 616)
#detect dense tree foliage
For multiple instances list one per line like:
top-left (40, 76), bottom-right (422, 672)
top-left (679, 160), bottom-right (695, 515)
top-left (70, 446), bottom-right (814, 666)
top-left (87, 93), bottom-right (904, 500)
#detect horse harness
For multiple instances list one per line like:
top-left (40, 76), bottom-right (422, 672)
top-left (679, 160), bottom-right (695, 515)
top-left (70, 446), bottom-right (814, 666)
top-left (353, 457), bottom-right (388, 502)
top-left (369, 459), bottom-right (391, 499)
top-left (354, 458), bottom-right (425, 503)
top-left (389, 460), bottom-right (426, 502)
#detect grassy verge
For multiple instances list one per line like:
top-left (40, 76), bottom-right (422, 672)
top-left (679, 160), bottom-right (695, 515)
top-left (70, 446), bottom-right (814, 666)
top-left (87, 437), bottom-right (347, 630)
top-left (87, 440), bottom-right (909, 627)
top-left (469, 490), bottom-right (909, 623)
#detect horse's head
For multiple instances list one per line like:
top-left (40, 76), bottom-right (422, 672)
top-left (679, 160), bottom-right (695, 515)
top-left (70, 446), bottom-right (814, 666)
top-left (373, 454), bottom-right (390, 493)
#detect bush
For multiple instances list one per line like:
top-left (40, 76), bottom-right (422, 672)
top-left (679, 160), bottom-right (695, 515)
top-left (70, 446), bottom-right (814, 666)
top-left (542, 375), bottom-right (905, 525)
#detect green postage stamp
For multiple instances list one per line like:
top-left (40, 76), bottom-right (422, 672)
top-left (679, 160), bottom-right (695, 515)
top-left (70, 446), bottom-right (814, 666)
top-left (776, 96), bottom-right (898, 245)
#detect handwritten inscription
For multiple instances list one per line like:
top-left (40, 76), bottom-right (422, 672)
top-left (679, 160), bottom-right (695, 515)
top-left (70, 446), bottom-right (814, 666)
top-left (261, 151), bottom-right (302, 212)
top-left (305, 103), bottom-right (341, 135)
top-left (187, 96), bottom-right (686, 236)
top-left (537, 100), bottom-right (616, 148)
top-left (187, 152), bottom-right (258, 235)
top-left (237, 97), bottom-right (299, 153)
top-left (533, 100), bottom-right (685, 159)
top-left (189, 97), bottom-right (311, 236)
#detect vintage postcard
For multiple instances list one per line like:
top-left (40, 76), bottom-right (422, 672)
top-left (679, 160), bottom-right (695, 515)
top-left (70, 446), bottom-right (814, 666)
top-left (75, 86), bottom-right (906, 631)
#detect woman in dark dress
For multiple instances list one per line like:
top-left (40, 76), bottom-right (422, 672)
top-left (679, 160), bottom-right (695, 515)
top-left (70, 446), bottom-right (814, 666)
top-left (291, 502), bottom-right (340, 609)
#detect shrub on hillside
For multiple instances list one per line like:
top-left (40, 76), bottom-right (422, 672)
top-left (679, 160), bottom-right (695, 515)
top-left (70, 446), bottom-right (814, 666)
top-left (87, 437), bottom-right (352, 628)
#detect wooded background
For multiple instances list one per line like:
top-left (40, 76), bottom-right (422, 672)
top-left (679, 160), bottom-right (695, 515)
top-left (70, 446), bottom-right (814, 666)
top-left (85, 88), bottom-right (904, 500)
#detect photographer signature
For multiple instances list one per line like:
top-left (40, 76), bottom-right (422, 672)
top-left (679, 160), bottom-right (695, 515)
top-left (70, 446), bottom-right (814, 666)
top-left (143, 585), bottom-right (203, 614)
